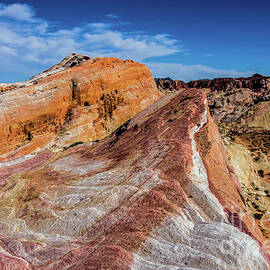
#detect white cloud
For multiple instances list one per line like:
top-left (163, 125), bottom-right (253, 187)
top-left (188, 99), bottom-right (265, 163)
top-left (83, 31), bottom-right (181, 60)
top-left (0, 3), bottom-right (254, 83)
top-left (0, 44), bottom-right (17, 56)
top-left (86, 23), bottom-right (112, 31)
top-left (107, 13), bottom-right (119, 19)
top-left (0, 3), bottom-right (35, 22)
top-left (0, 4), bottom-right (183, 82)
top-left (146, 62), bottom-right (254, 82)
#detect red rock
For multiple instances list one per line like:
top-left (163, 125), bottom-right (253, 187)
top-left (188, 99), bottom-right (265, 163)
top-left (0, 88), bottom-right (268, 269)
top-left (156, 74), bottom-right (270, 241)
top-left (155, 77), bottom-right (188, 92)
top-left (188, 73), bottom-right (270, 92)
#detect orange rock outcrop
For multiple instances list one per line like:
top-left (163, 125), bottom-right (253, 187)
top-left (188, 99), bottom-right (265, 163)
top-left (0, 55), bottom-right (162, 160)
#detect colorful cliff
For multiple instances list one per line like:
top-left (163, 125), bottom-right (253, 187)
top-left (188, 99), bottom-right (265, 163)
top-left (0, 57), bottom-right (268, 269)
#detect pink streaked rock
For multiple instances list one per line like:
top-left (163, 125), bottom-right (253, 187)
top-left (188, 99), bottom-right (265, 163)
top-left (0, 89), bottom-right (268, 269)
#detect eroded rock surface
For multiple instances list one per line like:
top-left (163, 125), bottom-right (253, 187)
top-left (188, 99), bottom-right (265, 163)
top-left (0, 55), bottom-right (162, 160)
top-left (0, 88), bottom-right (268, 269)
top-left (156, 74), bottom-right (270, 239)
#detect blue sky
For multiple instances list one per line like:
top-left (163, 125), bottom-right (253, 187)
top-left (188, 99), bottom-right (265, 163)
top-left (0, 0), bottom-right (269, 82)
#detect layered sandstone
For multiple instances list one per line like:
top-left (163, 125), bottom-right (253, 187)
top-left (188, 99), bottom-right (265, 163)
top-left (0, 54), bottom-right (162, 160)
top-left (156, 74), bottom-right (270, 238)
top-left (0, 88), bottom-right (268, 269)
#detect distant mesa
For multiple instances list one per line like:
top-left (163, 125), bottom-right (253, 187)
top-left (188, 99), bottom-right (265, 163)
top-left (156, 73), bottom-right (270, 92)
top-left (155, 77), bottom-right (188, 92)
top-left (252, 73), bottom-right (264, 77)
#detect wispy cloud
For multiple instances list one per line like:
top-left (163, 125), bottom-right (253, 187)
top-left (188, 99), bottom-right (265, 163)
top-left (146, 62), bottom-right (254, 82)
top-left (106, 13), bottom-right (119, 19)
top-left (0, 3), bottom-right (185, 82)
top-left (0, 3), bottom-right (254, 83)
top-left (0, 3), bottom-right (36, 22)
top-left (83, 32), bottom-right (181, 60)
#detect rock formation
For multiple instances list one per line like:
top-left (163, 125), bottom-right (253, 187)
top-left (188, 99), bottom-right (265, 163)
top-left (0, 57), bottom-right (269, 269)
top-left (156, 74), bottom-right (270, 239)
top-left (0, 54), bottom-right (162, 160)
top-left (155, 77), bottom-right (188, 93)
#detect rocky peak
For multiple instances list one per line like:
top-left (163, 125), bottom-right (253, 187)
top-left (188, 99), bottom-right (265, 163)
top-left (46, 53), bottom-right (91, 72)
top-left (155, 77), bottom-right (188, 92)
top-left (29, 53), bottom-right (92, 82)
top-left (0, 53), bottom-right (92, 93)
top-left (0, 56), bottom-right (162, 159)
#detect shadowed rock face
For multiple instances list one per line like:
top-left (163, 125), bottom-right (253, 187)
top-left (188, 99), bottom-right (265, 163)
top-left (155, 77), bottom-right (188, 93)
top-left (188, 73), bottom-right (270, 123)
top-left (188, 73), bottom-right (270, 92)
top-left (156, 74), bottom-right (270, 239)
top-left (0, 88), bottom-right (268, 269)
top-left (0, 55), bottom-right (162, 160)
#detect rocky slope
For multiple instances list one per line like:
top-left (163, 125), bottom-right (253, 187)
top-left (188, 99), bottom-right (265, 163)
top-left (156, 74), bottom-right (270, 238)
top-left (0, 54), bottom-right (162, 161)
top-left (0, 57), bottom-right (269, 269)
top-left (0, 87), bottom-right (268, 269)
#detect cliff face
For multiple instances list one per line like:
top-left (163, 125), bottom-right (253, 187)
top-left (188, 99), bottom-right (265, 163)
top-left (156, 74), bottom-right (270, 238)
top-left (0, 86), bottom-right (268, 269)
top-left (0, 54), bottom-right (162, 160)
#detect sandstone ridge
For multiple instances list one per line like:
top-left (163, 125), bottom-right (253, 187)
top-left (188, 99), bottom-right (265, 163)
top-left (0, 55), bottom-right (162, 160)
top-left (0, 88), bottom-right (268, 269)
top-left (156, 74), bottom-right (270, 239)
top-left (0, 57), bottom-right (269, 269)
